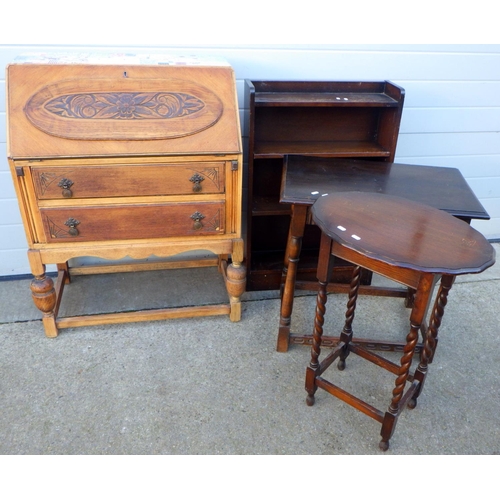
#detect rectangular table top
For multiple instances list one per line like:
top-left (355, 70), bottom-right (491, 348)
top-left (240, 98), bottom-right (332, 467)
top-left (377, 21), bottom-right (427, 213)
top-left (280, 156), bottom-right (489, 221)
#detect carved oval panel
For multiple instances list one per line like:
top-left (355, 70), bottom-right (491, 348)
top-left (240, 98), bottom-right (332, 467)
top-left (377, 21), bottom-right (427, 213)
top-left (24, 78), bottom-right (224, 140)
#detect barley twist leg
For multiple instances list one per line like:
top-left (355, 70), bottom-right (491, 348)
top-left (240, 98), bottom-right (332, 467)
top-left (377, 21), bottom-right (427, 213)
top-left (378, 321), bottom-right (420, 451)
top-left (338, 265), bottom-right (361, 371)
top-left (409, 275), bottom-right (455, 408)
top-left (305, 280), bottom-right (328, 406)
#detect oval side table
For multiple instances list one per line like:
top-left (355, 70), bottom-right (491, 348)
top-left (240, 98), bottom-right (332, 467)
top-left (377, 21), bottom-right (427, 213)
top-left (305, 191), bottom-right (496, 451)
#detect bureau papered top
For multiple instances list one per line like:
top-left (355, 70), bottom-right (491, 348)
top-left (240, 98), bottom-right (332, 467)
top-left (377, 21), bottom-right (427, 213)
top-left (7, 53), bottom-right (241, 159)
top-left (12, 52), bottom-right (232, 66)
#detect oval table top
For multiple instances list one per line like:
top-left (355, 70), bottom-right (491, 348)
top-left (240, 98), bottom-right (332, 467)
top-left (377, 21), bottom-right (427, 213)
top-left (310, 192), bottom-right (496, 276)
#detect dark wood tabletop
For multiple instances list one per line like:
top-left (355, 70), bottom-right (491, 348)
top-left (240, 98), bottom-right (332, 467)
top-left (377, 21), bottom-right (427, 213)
top-left (311, 191), bottom-right (495, 276)
top-left (280, 156), bottom-right (490, 221)
top-left (276, 155), bottom-right (491, 353)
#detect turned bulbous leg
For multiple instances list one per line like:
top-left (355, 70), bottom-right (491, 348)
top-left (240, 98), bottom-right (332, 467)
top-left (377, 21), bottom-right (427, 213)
top-left (226, 261), bottom-right (246, 295)
top-left (226, 261), bottom-right (246, 322)
top-left (30, 274), bottom-right (58, 337)
top-left (30, 275), bottom-right (56, 314)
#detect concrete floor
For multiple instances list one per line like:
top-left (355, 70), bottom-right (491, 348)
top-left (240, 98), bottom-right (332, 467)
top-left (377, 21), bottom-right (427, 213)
top-left (0, 244), bottom-right (499, 455)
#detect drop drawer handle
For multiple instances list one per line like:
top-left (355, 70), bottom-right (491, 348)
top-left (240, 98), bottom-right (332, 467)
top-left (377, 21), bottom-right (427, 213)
top-left (189, 173), bottom-right (205, 192)
top-left (58, 178), bottom-right (74, 198)
top-left (190, 211), bottom-right (205, 230)
top-left (64, 217), bottom-right (80, 236)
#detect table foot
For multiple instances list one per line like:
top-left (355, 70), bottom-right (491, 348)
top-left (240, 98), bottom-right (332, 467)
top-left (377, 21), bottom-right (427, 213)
top-left (407, 398), bottom-right (417, 409)
top-left (277, 324), bottom-right (291, 352)
top-left (379, 440), bottom-right (390, 452)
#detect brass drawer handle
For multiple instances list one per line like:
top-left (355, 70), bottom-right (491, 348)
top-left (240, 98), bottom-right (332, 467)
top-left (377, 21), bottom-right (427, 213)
top-left (64, 217), bottom-right (80, 236)
top-left (189, 173), bottom-right (205, 192)
top-left (58, 178), bottom-right (74, 198)
top-left (190, 211), bottom-right (205, 230)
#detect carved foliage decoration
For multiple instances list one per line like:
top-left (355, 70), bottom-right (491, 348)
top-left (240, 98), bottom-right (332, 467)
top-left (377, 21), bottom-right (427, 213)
top-left (45, 92), bottom-right (205, 120)
top-left (25, 78), bottom-right (224, 140)
top-left (36, 171), bottom-right (61, 195)
top-left (204, 209), bottom-right (222, 232)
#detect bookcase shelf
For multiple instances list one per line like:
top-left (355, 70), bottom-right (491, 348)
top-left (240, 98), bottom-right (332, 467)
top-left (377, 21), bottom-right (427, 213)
top-left (254, 91), bottom-right (400, 107)
top-left (245, 80), bottom-right (405, 291)
top-left (254, 141), bottom-right (392, 158)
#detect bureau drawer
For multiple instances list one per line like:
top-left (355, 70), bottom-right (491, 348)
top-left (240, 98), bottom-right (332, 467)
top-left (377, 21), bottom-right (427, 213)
top-left (40, 202), bottom-right (225, 242)
top-left (31, 162), bottom-right (226, 199)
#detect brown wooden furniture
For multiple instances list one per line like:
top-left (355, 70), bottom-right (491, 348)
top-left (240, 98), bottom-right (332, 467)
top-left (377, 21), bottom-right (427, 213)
top-left (305, 191), bottom-right (495, 451)
top-left (6, 54), bottom-right (245, 337)
top-left (245, 80), bottom-right (405, 291)
top-left (277, 156), bottom-right (490, 352)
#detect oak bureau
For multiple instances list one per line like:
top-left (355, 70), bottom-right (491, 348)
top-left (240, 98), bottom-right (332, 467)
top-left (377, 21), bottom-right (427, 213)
top-left (6, 53), bottom-right (245, 337)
